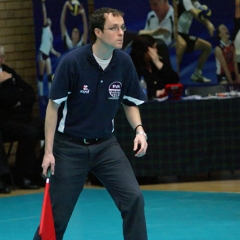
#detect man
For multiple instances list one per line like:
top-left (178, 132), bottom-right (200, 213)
top-left (33, 7), bottom-right (148, 240)
top-left (60, 0), bottom-right (88, 51)
top-left (0, 46), bottom-right (44, 189)
top-left (123, 0), bottom-right (173, 50)
top-left (143, 0), bottom-right (174, 46)
top-left (177, 0), bottom-right (215, 83)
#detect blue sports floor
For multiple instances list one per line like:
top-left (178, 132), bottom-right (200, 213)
top-left (0, 188), bottom-right (240, 240)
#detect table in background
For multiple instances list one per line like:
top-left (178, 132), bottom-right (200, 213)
top-left (114, 98), bottom-right (240, 177)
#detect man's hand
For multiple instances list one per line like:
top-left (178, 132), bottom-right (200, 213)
top-left (0, 71), bottom-right (12, 83)
top-left (133, 134), bottom-right (148, 157)
top-left (41, 152), bottom-right (55, 177)
top-left (152, 27), bottom-right (170, 36)
top-left (139, 27), bottom-right (169, 37)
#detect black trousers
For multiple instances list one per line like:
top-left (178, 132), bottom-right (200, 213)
top-left (0, 117), bottom-right (44, 179)
top-left (0, 132), bottom-right (10, 176)
top-left (33, 133), bottom-right (148, 240)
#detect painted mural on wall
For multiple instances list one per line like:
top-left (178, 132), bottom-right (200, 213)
top-left (32, 0), bottom-right (89, 118)
top-left (94, 0), bottom-right (237, 86)
top-left (32, 0), bottom-right (239, 116)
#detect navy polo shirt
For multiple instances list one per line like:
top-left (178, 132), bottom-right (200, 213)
top-left (50, 44), bottom-right (145, 139)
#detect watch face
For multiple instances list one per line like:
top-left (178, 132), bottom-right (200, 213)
top-left (136, 131), bottom-right (148, 140)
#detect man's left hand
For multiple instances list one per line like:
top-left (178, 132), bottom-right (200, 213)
top-left (133, 134), bottom-right (148, 157)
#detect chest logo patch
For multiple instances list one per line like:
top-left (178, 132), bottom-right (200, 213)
top-left (80, 85), bottom-right (90, 94)
top-left (108, 82), bottom-right (122, 99)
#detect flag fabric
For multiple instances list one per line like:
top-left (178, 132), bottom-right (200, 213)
top-left (39, 178), bottom-right (56, 240)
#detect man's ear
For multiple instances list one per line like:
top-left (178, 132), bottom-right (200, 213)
top-left (94, 28), bottom-right (102, 38)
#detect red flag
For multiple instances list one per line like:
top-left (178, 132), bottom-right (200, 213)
top-left (39, 178), bottom-right (56, 240)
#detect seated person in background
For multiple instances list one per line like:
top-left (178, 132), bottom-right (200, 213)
top-left (140, 0), bottom-right (175, 70)
top-left (177, 0), bottom-right (215, 83)
top-left (215, 24), bottom-right (240, 84)
top-left (60, 0), bottom-right (88, 51)
top-left (0, 46), bottom-right (44, 189)
top-left (233, 0), bottom-right (240, 76)
top-left (130, 34), bottom-right (179, 100)
top-left (123, 0), bottom-right (177, 74)
top-left (0, 119), bottom-right (11, 194)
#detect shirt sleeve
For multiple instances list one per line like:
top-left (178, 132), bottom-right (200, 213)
top-left (193, 1), bottom-right (201, 9)
top-left (183, 0), bottom-right (195, 11)
top-left (122, 58), bottom-right (145, 106)
top-left (49, 56), bottom-right (73, 103)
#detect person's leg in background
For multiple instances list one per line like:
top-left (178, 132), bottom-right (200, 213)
top-left (1, 118), bottom-right (44, 189)
top-left (45, 57), bottom-right (53, 93)
top-left (37, 51), bottom-right (46, 97)
top-left (176, 34), bottom-right (187, 66)
top-left (192, 38), bottom-right (212, 81)
top-left (0, 132), bottom-right (11, 193)
top-left (178, 33), bottom-right (212, 83)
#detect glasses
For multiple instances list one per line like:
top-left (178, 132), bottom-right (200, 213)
top-left (104, 25), bottom-right (126, 32)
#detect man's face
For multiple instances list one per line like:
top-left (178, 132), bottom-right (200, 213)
top-left (149, 0), bottom-right (165, 15)
top-left (99, 13), bottom-right (125, 50)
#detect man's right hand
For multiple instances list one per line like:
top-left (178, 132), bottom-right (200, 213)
top-left (42, 153), bottom-right (55, 177)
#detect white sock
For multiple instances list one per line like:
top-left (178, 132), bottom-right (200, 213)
top-left (194, 69), bottom-right (202, 75)
top-left (48, 82), bottom-right (52, 92)
top-left (38, 81), bottom-right (43, 96)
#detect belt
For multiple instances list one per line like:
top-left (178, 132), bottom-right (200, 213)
top-left (56, 131), bottom-right (102, 145)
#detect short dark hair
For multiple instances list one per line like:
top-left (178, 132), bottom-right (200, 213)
top-left (89, 7), bottom-right (124, 43)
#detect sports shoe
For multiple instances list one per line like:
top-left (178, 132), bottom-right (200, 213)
top-left (191, 73), bottom-right (211, 83)
top-left (0, 178), bottom-right (11, 194)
